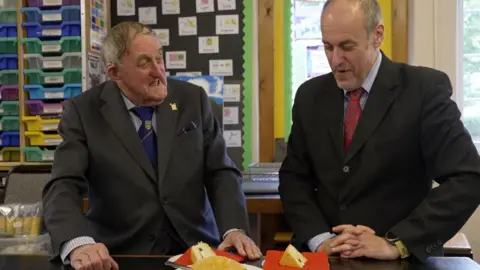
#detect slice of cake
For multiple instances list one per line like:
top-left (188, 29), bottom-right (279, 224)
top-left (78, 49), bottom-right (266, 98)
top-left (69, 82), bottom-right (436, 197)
top-left (190, 242), bottom-right (216, 264)
top-left (279, 244), bottom-right (308, 268)
top-left (192, 255), bottom-right (246, 270)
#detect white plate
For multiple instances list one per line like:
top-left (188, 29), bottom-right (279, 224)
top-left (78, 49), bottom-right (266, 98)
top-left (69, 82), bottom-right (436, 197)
top-left (168, 254), bottom-right (262, 269)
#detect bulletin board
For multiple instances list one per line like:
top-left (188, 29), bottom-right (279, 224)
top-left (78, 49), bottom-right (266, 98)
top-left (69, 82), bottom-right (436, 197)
top-left (109, 0), bottom-right (253, 171)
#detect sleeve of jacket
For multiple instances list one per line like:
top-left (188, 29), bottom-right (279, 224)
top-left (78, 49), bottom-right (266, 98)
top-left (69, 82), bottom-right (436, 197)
top-left (42, 99), bottom-right (93, 260)
top-left (389, 70), bottom-right (480, 261)
top-left (279, 87), bottom-right (332, 246)
top-left (200, 88), bottom-right (249, 236)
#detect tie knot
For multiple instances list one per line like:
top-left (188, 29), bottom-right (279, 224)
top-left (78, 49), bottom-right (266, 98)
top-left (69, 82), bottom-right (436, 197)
top-left (132, 106), bottom-right (155, 121)
top-left (348, 88), bottom-right (364, 102)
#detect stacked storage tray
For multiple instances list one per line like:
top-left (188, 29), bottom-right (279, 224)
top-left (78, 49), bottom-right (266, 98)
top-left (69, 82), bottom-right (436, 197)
top-left (22, 1), bottom-right (81, 162)
top-left (0, 0), bottom-right (20, 162)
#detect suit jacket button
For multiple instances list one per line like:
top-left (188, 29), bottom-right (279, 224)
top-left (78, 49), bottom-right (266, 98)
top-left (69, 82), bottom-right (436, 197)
top-left (342, 166), bottom-right (350, 173)
top-left (340, 205), bottom-right (347, 211)
top-left (148, 234), bottom-right (155, 241)
top-left (426, 246), bottom-right (431, 253)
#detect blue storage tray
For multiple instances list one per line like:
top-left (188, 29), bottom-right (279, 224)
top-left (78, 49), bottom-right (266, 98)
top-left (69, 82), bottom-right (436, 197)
top-left (0, 131), bottom-right (19, 146)
top-left (0, 54), bottom-right (17, 69)
top-left (22, 6), bottom-right (81, 24)
top-left (22, 21), bottom-right (81, 38)
top-left (0, 24), bottom-right (17, 38)
top-left (24, 83), bottom-right (82, 100)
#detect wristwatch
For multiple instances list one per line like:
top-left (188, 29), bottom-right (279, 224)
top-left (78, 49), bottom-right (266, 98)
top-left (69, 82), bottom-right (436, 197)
top-left (385, 231), bottom-right (411, 259)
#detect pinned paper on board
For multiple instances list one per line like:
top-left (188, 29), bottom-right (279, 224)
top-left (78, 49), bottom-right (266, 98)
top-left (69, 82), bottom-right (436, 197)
top-left (139, 7), bottom-right (157, 25)
top-left (166, 51), bottom-right (187, 69)
top-left (178, 17), bottom-right (198, 36)
top-left (176, 71), bottom-right (202, 76)
top-left (223, 106), bottom-right (239, 125)
top-left (162, 0), bottom-right (180, 14)
top-left (196, 0), bottom-right (214, 13)
top-left (215, 15), bottom-right (239, 35)
top-left (218, 0), bottom-right (236, 10)
top-left (209, 59), bottom-right (233, 76)
top-left (153, 29), bottom-right (169, 46)
top-left (223, 84), bottom-right (240, 102)
top-left (223, 130), bottom-right (242, 147)
top-left (199, 36), bottom-right (219, 54)
top-left (117, 0), bottom-right (135, 16)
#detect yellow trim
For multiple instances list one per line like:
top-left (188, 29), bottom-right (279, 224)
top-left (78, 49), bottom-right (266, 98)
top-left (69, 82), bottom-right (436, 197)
top-left (378, 0), bottom-right (392, 58)
top-left (274, 1), bottom-right (285, 139)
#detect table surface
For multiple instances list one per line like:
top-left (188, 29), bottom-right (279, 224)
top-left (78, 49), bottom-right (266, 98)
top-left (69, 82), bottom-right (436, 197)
top-left (0, 255), bottom-right (478, 270)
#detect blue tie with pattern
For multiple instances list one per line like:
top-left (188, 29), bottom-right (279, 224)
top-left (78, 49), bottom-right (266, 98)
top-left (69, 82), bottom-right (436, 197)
top-left (132, 106), bottom-right (157, 167)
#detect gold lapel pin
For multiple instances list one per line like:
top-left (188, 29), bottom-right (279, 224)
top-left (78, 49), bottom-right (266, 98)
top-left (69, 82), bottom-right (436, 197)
top-left (170, 102), bottom-right (177, 111)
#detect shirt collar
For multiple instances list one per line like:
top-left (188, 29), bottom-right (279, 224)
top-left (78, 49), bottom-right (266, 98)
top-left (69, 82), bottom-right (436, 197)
top-left (121, 92), bottom-right (136, 110)
top-left (343, 50), bottom-right (382, 96)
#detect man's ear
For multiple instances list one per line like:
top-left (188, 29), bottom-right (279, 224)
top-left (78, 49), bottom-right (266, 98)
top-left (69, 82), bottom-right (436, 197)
top-left (373, 24), bottom-right (384, 49)
top-left (106, 64), bottom-right (120, 81)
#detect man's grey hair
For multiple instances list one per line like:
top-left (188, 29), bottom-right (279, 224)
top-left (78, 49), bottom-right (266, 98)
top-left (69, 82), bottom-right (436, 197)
top-left (322, 0), bottom-right (382, 35)
top-left (100, 21), bottom-right (156, 68)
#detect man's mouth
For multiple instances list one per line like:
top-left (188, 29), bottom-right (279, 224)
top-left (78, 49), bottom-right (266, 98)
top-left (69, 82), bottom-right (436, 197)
top-left (149, 79), bottom-right (160, 86)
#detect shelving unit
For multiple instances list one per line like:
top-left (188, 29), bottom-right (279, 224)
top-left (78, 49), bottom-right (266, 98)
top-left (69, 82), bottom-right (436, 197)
top-left (0, 0), bottom-right (109, 171)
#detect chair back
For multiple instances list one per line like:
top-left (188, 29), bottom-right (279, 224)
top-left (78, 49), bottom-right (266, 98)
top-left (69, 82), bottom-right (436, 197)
top-left (3, 165), bottom-right (52, 204)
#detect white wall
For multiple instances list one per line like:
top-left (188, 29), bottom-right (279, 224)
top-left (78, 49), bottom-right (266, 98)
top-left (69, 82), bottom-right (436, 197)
top-left (408, 0), bottom-right (461, 101)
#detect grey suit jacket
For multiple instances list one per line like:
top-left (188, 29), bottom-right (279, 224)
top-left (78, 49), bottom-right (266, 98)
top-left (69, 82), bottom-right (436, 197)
top-left (42, 79), bottom-right (249, 259)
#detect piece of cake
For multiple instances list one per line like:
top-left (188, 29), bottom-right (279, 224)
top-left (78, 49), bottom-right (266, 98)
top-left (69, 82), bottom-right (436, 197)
top-left (192, 255), bottom-right (246, 270)
top-left (279, 244), bottom-right (308, 268)
top-left (190, 242), bottom-right (216, 264)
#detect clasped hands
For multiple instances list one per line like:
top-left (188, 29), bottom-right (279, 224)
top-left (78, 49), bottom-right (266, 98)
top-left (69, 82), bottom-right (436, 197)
top-left (317, 225), bottom-right (400, 260)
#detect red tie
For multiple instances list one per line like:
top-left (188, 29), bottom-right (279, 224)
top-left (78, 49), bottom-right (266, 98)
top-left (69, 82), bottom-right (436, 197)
top-left (344, 88), bottom-right (364, 151)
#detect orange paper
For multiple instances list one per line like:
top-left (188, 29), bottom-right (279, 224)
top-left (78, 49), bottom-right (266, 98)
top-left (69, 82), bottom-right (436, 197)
top-left (263, 250), bottom-right (330, 270)
top-left (174, 247), bottom-right (245, 266)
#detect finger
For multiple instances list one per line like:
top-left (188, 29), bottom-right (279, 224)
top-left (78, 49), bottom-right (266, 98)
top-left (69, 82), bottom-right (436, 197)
top-left (330, 233), bottom-right (358, 248)
top-left (71, 259), bottom-right (84, 270)
top-left (233, 239), bottom-right (247, 257)
top-left (332, 224), bottom-right (354, 233)
top-left (342, 227), bottom-right (366, 236)
top-left (356, 225), bottom-right (375, 234)
top-left (97, 248), bottom-right (112, 270)
top-left (344, 239), bottom-right (360, 246)
top-left (217, 241), bottom-right (230, 251)
top-left (87, 251), bottom-right (104, 270)
top-left (76, 254), bottom-right (93, 270)
top-left (252, 242), bottom-right (262, 258)
top-left (341, 250), bottom-right (353, 257)
top-left (341, 248), bottom-right (364, 259)
top-left (242, 239), bottom-right (256, 260)
top-left (331, 243), bottom-right (359, 253)
top-left (110, 258), bottom-right (120, 270)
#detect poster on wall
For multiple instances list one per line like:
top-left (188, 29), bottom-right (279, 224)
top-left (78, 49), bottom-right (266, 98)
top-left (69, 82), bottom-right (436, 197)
top-left (306, 45), bottom-right (330, 78)
top-left (87, 53), bottom-right (106, 89)
top-left (91, 0), bottom-right (108, 53)
top-left (294, 0), bottom-right (324, 40)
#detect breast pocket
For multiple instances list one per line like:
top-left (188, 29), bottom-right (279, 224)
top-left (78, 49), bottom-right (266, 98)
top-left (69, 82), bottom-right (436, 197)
top-left (175, 128), bottom-right (203, 157)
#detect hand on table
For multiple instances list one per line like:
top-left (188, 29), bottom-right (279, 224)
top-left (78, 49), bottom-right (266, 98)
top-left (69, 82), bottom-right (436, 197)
top-left (329, 224), bottom-right (400, 260)
top-left (217, 230), bottom-right (262, 260)
top-left (70, 243), bottom-right (119, 270)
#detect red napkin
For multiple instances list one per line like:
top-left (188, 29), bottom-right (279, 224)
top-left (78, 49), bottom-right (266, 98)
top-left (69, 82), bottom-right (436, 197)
top-left (173, 247), bottom-right (245, 266)
top-left (263, 250), bottom-right (330, 270)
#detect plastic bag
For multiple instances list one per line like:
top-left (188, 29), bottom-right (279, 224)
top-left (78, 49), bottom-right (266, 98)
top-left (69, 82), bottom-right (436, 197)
top-left (0, 202), bottom-right (42, 237)
top-left (0, 233), bottom-right (51, 255)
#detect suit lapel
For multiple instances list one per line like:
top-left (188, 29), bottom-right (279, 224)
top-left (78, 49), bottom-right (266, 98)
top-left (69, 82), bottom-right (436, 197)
top-left (344, 57), bottom-right (400, 163)
top-left (156, 84), bottom-right (178, 186)
top-left (100, 81), bottom-right (157, 182)
top-left (323, 76), bottom-right (346, 162)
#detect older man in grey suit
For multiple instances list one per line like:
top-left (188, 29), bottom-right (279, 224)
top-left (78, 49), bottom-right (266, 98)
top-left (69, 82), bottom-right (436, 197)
top-left (42, 21), bottom-right (261, 270)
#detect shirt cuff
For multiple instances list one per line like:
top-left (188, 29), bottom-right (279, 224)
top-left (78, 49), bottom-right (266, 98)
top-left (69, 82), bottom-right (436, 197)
top-left (223, 228), bottom-right (245, 240)
top-left (308, 232), bottom-right (336, 252)
top-left (60, 236), bottom-right (96, 265)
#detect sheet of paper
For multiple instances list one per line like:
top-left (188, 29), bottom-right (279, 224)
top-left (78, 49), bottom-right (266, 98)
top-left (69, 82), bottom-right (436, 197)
top-left (165, 51), bottom-right (186, 69)
top-left (217, 0), bottom-right (236, 10)
top-left (176, 71), bottom-right (202, 76)
top-left (223, 84), bottom-right (241, 102)
top-left (196, 0), bottom-right (214, 13)
top-left (223, 130), bottom-right (242, 147)
top-left (139, 7), bottom-right (157, 25)
top-left (162, 0), bottom-right (180, 14)
top-left (178, 17), bottom-right (197, 36)
top-left (166, 71), bottom-right (170, 76)
top-left (209, 59), bottom-right (233, 76)
top-left (199, 36), bottom-right (219, 54)
top-left (153, 29), bottom-right (169, 46)
top-left (117, 0), bottom-right (135, 16)
top-left (216, 15), bottom-right (239, 35)
top-left (223, 106), bottom-right (239, 125)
